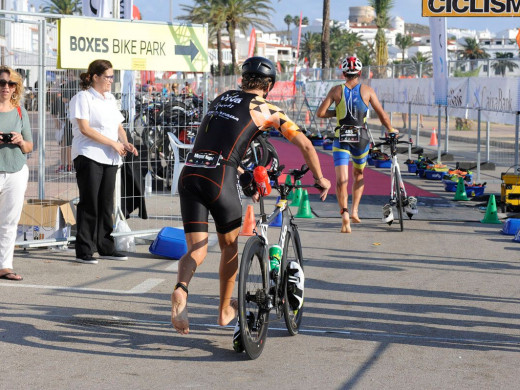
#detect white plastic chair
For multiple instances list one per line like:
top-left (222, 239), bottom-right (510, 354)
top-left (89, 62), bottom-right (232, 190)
top-left (167, 132), bottom-right (194, 196)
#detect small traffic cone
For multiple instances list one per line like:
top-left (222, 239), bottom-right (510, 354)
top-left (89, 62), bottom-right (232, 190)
top-left (429, 128), bottom-right (438, 146)
top-left (480, 194), bottom-right (502, 224)
top-left (290, 186), bottom-right (303, 207)
top-left (270, 197), bottom-right (283, 227)
top-left (305, 110), bottom-right (311, 125)
top-left (239, 205), bottom-right (256, 236)
top-left (287, 178), bottom-right (299, 201)
top-left (453, 177), bottom-right (468, 201)
top-left (295, 190), bottom-right (315, 218)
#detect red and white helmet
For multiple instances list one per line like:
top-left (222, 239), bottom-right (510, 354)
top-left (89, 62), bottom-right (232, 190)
top-left (341, 56), bottom-right (362, 75)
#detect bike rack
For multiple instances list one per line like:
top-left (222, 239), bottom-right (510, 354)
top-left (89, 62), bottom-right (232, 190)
top-left (167, 132), bottom-right (194, 196)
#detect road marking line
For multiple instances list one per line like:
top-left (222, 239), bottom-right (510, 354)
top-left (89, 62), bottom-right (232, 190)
top-left (165, 262), bottom-right (179, 271)
top-left (0, 278), bottom-right (164, 295)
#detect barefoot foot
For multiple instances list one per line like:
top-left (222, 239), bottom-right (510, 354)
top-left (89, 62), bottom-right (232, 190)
top-left (218, 298), bottom-right (238, 326)
top-left (340, 214), bottom-right (352, 233)
top-left (171, 288), bottom-right (189, 335)
top-left (351, 214), bottom-right (361, 223)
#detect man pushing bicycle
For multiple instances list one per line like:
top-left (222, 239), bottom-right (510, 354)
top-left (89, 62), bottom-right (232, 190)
top-left (316, 56), bottom-right (397, 233)
top-left (171, 56), bottom-right (330, 335)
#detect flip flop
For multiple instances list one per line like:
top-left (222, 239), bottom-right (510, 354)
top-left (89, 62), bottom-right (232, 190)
top-left (0, 272), bottom-right (23, 281)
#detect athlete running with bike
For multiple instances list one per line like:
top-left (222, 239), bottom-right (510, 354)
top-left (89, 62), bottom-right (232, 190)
top-left (171, 56), bottom-right (331, 335)
top-left (316, 56), bottom-right (397, 233)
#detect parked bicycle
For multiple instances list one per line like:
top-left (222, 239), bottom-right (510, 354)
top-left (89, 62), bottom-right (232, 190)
top-left (373, 132), bottom-right (418, 231)
top-left (233, 164), bottom-right (318, 359)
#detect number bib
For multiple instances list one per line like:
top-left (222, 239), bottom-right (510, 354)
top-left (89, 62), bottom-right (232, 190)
top-left (185, 152), bottom-right (222, 168)
top-left (338, 125), bottom-right (362, 143)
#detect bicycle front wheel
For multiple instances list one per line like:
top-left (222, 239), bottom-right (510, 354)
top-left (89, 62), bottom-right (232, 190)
top-left (237, 236), bottom-right (270, 359)
top-left (394, 167), bottom-right (404, 232)
top-left (282, 227), bottom-right (304, 335)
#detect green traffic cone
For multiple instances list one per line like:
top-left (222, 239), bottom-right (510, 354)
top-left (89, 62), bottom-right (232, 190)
top-left (295, 190), bottom-right (315, 218)
top-left (290, 186), bottom-right (303, 207)
top-left (453, 177), bottom-right (468, 201)
top-left (480, 194), bottom-right (502, 224)
top-left (284, 174), bottom-right (292, 186)
top-left (288, 179), bottom-right (301, 201)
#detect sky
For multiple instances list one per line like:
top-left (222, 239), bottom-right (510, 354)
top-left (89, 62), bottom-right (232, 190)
top-left (30, 0), bottom-right (520, 34)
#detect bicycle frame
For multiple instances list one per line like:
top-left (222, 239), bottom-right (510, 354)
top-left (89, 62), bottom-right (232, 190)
top-left (390, 152), bottom-right (408, 205)
top-left (254, 185), bottom-right (297, 317)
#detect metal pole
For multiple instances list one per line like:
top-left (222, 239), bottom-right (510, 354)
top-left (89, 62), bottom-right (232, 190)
top-left (515, 112), bottom-right (519, 171)
top-left (445, 106), bottom-right (449, 154)
top-left (437, 105), bottom-right (442, 162)
top-left (485, 121), bottom-right (490, 162)
top-left (415, 111), bottom-right (420, 146)
top-left (476, 109), bottom-right (482, 183)
top-left (38, 19), bottom-right (46, 200)
top-left (407, 102), bottom-right (412, 140)
top-left (203, 72), bottom-right (208, 116)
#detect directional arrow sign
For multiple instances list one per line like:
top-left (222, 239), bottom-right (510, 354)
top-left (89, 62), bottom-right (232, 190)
top-left (58, 18), bottom-right (209, 72)
top-left (175, 41), bottom-right (199, 62)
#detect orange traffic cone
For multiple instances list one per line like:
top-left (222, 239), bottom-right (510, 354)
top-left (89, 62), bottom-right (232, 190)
top-left (239, 205), bottom-right (256, 236)
top-left (429, 128), bottom-right (438, 146)
top-left (305, 110), bottom-right (311, 125)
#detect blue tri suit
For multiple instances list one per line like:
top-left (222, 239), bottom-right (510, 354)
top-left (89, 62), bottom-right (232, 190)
top-left (332, 83), bottom-right (370, 169)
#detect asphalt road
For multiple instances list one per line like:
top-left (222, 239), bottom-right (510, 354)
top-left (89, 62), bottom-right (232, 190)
top-left (2, 175), bottom-right (520, 390)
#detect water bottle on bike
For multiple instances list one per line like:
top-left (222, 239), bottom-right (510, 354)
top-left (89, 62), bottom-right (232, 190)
top-left (268, 245), bottom-right (282, 277)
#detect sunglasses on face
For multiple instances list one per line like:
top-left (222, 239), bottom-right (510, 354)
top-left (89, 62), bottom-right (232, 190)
top-left (0, 80), bottom-right (17, 88)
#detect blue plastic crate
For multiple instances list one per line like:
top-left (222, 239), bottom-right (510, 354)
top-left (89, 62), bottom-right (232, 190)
top-left (149, 227), bottom-right (187, 260)
top-left (417, 168), bottom-right (425, 178)
top-left (311, 139), bottom-right (324, 146)
top-left (374, 159), bottom-right (391, 168)
top-left (465, 185), bottom-right (485, 197)
top-left (323, 141), bottom-right (333, 150)
top-left (502, 218), bottom-right (520, 235)
top-left (443, 180), bottom-right (458, 192)
top-left (367, 156), bottom-right (375, 166)
top-left (424, 170), bottom-right (445, 180)
top-left (407, 163), bottom-right (417, 173)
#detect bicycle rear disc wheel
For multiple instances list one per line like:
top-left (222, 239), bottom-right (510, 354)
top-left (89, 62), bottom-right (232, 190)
top-left (238, 236), bottom-right (270, 359)
top-left (282, 227), bottom-right (304, 335)
top-left (394, 167), bottom-right (404, 232)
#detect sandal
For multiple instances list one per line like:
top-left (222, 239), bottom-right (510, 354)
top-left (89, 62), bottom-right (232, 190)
top-left (0, 272), bottom-right (23, 281)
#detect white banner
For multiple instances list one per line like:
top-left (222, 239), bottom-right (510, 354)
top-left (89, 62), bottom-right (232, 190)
top-left (82, 0), bottom-right (133, 19)
top-left (429, 17), bottom-right (448, 106)
top-left (305, 77), bottom-right (519, 125)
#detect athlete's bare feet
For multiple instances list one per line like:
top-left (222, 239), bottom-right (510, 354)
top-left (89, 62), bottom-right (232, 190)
top-left (218, 298), bottom-right (238, 326)
top-left (171, 288), bottom-right (189, 335)
top-left (341, 213), bottom-right (352, 233)
top-left (351, 213), bottom-right (361, 223)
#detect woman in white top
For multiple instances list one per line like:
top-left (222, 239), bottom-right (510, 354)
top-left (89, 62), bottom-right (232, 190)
top-left (70, 59), bottom-right (137, 264)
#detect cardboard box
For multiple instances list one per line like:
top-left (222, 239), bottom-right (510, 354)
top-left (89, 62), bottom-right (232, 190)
top-left (17, 199), bottom-right (75, 241)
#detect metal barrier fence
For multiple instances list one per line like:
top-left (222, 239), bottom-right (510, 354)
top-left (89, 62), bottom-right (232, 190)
top-left (2, 10), bottom-right (519, 249)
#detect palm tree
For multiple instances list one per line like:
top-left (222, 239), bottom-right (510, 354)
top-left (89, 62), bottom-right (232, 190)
top-left (457, 37), bottom-right (489, 70)
top-left (180, 0), bottom-right (227, 76)
top-left (300, 32), bottom-right (321, 66)
top-left (284, 14), bottom-right (293, 44)
top-left (356, 43), bottom-right (375, 69)
top-left (321, 0), bottom-right (330, 78)
top-left (293, 15), bottom-right (300, 27)
top-left (491, 52), bottom-right (519, 76)
top-left (410, 51), bottom-right (432, 77)
top-left (41, 0), bottom-right (81, 14)
top-left (301, 16), bottom-right (309, 25)
top-left (223, 0), bottom-right (274, 73)
top-left (368, 0), bottom-right (394, 69)
top-left (395, 33), bottom-right (414, 61)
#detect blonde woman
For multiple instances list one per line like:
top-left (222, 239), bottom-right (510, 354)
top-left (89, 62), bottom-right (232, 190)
top-left (0, 66), bottom-right (33, 281)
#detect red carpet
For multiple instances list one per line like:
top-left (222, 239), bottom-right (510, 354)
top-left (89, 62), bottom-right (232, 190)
top-left (270, 138), bottom-right (438, 197)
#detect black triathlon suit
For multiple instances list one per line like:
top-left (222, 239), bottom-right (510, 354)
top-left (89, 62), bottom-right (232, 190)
top-left (179, 90), bottom-right (302, 234)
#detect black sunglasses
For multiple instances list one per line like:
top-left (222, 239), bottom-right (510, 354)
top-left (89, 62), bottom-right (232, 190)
top-left (0, 80), bottom-right (17, 88)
